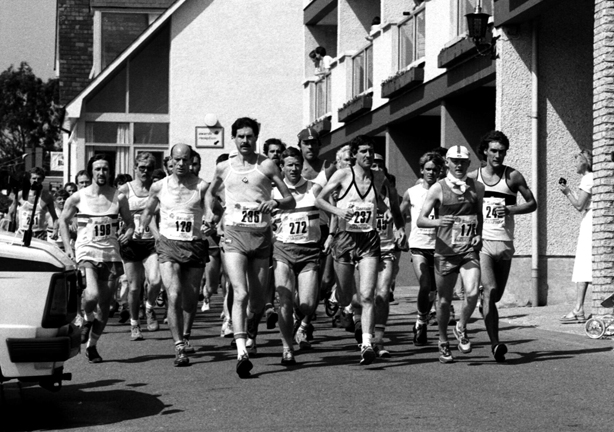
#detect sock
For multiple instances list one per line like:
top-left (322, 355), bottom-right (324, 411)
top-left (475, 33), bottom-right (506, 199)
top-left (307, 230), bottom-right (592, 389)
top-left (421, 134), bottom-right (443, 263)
top-left (299, 322), bottom-right (308, 332)
top-left (130, 319), bottom-right (139, 326)
top-left (183, 333), bottom-right (190, 341)
top-left (362, 333), bottom-right (372, 347)
top-left (84, 311), bottom-right (95, 322)
top-left (374, 325), bottom-right (385, 341)
top-left (145, 301), bottom-right (154, 310)
top-left (235, 333), bottom-right (247, 357)
top-left (174, 340), bottom-right (185, 351)
top-left (416, 316), bottom-right (427, 325)
top-left (87, 332), bottom-right (100, 348)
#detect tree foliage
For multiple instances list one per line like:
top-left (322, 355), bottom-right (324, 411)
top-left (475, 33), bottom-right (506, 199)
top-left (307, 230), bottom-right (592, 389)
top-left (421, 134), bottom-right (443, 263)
top-left (0, 62), bottom-right (61, 168)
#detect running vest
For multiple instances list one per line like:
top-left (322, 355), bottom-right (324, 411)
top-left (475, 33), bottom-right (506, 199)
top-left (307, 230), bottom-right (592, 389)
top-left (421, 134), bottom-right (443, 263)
top-left (435, 177), bottom-right (480, 256)
top-left (336, 167), bottom-right (378, 233)
top-left (75, 190), bottom-right (122, 263)
top-left (18, 196), bottom-right (47, 233)
top-left (377, 183), bottom-right (395, 253)
top-left (127, 182), bottom-right (155, 240)
top-left (476, 167), bottom-right (517, 241)
top-left (272, 178), bottom-right (321, 244)
top-left (407, 184), bottom-right (436, 250)
top-left (223, 154), bottom-right (272, 232)
top-left (158, 176), bottom-right (204, 241)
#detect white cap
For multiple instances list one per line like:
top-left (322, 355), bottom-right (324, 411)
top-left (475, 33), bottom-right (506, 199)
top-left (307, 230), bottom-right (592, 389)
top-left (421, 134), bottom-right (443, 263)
top-left (445, 145), bottom-right (470, 160)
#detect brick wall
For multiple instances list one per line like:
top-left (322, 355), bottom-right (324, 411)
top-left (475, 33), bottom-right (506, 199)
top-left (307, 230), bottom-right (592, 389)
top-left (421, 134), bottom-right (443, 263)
top-left (592, 0), bottom-right (614, 315)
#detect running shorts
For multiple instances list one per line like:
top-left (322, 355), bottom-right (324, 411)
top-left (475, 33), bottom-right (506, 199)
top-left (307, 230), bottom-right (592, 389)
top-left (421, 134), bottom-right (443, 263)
top-left (156, 235), bottom-right (208, 268)
top-left (480, 240), bottom-right (515, 262)
top-left (434, 251), bottom-right (479, 277)
top-left (333, 230), bottom-right (381, 264)
top-left (411, 248), bottom-right (435, 269)
top-left (79, 260), bottom-right (124, 281)
top-left (120, 239), bottom-right (157, 262)
top-left (273, 241), bottom-right (321, 274)
top-left (223, 228), bottom-right (272, 260)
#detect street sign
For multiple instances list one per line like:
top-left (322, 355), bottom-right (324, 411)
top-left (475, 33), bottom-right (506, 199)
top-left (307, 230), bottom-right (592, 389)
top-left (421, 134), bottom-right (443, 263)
top-left (195, 126), bottom-right (224, 148)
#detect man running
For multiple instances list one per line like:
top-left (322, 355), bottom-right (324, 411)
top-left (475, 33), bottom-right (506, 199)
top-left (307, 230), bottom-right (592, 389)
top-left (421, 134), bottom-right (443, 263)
top-left (469, 131), bottom-right (536, 362)
top-left (417, 145), bottom-right (484, 363)
top-left (272, 147), bottom-right (321, 364)
top-left (205, 117), bottom-right (295, 378)
top-left (75, 170), bottom-right (92, 190)
top-left (59, 154), bottom-right (134, 363)
top-left (117, 152), bottom-right (163, 341)
top-left (400, 151), bottom-right (445, 346)
top-left (14, 167), bottom-right (58, 240)
top-left (263, 138), bottom-right (286, 169)
top-left (317, 135), bottom-right (405, 365)
top-left (140, 144), bottom-right (209, 367)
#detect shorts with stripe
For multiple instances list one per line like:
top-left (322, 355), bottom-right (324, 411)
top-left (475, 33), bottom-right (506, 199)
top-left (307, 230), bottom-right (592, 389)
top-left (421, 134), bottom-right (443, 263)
top-left (79, 260), bottom-right (124, 281)
top-left (434, 251), bottom-right (479, 277)
top-left (273, 241), bottom-right (321, 274)
top-left (223, 228), bottom-right (272, 260)
top-left (333, 230), bottom-right (380, 264)
top-left (156, 235), bottom-right (208, 268)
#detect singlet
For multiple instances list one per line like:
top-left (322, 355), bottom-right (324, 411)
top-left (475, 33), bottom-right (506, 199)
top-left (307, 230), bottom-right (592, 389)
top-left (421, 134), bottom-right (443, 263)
top-left (17, 196), bottom-right (47, 233)
top-left (308, 163), bottom-right (331, 225)
top-left (272, 178), bottom-right (321, 244)
top-left (336, 167), bottom-right (378, 233)
top-left (477, 167), bottom-right (517, 241)
top-left (127, 182), bottom-right (155, 240)
top-left (75, 190), bottom-right (121, 263)
top-left (377, 183), bottom-right (395, 253)
top-left (435, 178), bottom-right (480, 256)
top-left (223, 154), bottom-right (272, 232)
top-left (407, 184), bottom-right (436, 250)
top-left (47, 207), bottom-right (64, 250)
top-left (158, 176), bottom-right (204, 241)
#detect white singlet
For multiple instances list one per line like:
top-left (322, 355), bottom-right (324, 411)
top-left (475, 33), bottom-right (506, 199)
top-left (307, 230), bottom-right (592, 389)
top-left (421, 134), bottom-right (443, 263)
top-left (75, 190), bottom-right (122, 263)
top-left (407, 184), bottom-right (436, 249)
top-left (272, 178), bottom-right (321, 244)
top-left (158, 176), bottom-right (204, 241)
top-left (336, 167), bottom-right (378, 233)
top-left (127, 182), bottom-right (155, 240)
top-left (17, 197), bottom-right (47, 233)
top-left (477, 167), bottom-right (517, 241)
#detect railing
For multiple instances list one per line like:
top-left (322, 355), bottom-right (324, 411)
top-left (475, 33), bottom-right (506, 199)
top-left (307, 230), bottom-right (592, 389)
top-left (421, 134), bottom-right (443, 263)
top-left (398, 6), bottom-right (425, 71)
top-left (312, 73), bottom-right (331, 121)
top-left (352, 44), bottom-right (373, 97)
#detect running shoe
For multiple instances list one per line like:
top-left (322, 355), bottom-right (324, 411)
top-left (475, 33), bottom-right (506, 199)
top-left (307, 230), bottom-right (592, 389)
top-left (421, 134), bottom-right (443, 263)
top-left (373, 341), bottom-right (391, 358)
top-left (118, 307), bottom-right (130, 324)
top-left (183, 338), bottom-right (195, 353)
top-left (81, 320), bottom-right (94, 344)
top-left (438, 341), bottom-right (454, 364)
top-left (73, 313), bottom-right (84, 327)
top-left (174, 345), bottom-right (189, 367)
top-left (200, 297), bottom-right (210, 312)
top-left (246, 337), bottom-right (257, 355)
top-left (452, 323), bottom-right (472, 354)
top-left (220, 319), bottom-right (234, 338)
top-left (85, 346), bottom-right (103, 363)
top-left (130, 325), bottom-right (144, 341)
top-left (236, 354), bottom-right (253, 378)
top-left (146, 308), bottom-right (159, 332)
top-left (156, 291), bottom-right (166, 307)
top-left (281, 349), bottom-right (296, 366)
top-left (294, 328), bottom-right (311, 350)
top-left (413, 321), bottom-right (428, 346)
top-left (265, 305), bottom-right (278, 329)
top-left (360, 344), bottom-right (376, 365)
top-left (292, 318), bottom-right (301, 336)
top-left (492, 343), bottom-right (508, 363)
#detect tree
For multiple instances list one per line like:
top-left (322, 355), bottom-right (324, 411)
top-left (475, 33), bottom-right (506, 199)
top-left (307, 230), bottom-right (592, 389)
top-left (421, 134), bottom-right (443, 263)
top-left (0, 62), bottom-right (61, 170)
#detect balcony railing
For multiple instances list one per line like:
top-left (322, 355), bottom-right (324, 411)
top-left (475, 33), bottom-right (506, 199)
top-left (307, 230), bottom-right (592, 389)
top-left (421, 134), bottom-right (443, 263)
top-left (352, 44), bottom-right (373, 97)
top-left (312, 73), bottom-right (331, 121)
top-left (398, 6), bottom-right (425, 71)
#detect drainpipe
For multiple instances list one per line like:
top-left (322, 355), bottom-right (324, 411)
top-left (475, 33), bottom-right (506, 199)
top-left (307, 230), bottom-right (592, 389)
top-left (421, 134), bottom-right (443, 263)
top-left (531, 21), bottom-right (540, 307)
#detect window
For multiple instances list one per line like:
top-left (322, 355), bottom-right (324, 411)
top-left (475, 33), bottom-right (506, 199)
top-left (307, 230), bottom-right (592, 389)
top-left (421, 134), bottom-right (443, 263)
top-left (398, 7), bottom-right (425, 70)
top-left (312, 74), bottom-right (331, 121)
top-left (456, 0), bottom-right (493, 36)
top-left (134, 123), bottom-right (169, 144)
top-left (352, 44), bottom-right (373, 97)
top-left (101, 13), bottom-right (150, 70)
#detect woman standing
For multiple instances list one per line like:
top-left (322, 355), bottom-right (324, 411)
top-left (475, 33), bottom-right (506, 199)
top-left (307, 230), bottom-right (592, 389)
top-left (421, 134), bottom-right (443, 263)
top-left (560, 149), bottom-right (593, 323)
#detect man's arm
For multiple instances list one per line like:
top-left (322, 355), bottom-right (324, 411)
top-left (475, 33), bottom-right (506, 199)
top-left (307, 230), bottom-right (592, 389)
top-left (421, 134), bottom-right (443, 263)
top-left (59, 193), bottom-right (80, 259)
top-left (315, 169), bottom-right (353, 221)
top-left (472, 182), bottom-right (484, 248)
top-left (42, 192), bottom-right (58, 222)
top-left (205, 164), bottom-right (225, 223)
top-left (259, 158), bottom-right (295, 214)
top-left (117, 193), bottom-right (134, 245)
top-left (417, 184), bottom-right (448, 229)
top-left (399, 189), bottom-right (411, 223)
top-left (139, 182), bottom-right (162, 239)
top-left (507, 169), bottom-right (537, 215)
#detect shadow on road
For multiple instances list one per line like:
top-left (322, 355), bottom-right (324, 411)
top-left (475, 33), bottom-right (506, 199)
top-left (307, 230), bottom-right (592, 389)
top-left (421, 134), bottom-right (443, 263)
top-left (1, 379), bottom-right (169, 431)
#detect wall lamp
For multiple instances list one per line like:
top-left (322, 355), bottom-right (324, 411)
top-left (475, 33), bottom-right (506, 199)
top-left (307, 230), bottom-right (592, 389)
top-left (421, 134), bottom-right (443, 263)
top-left (465, 1), bottom-right (499, 58)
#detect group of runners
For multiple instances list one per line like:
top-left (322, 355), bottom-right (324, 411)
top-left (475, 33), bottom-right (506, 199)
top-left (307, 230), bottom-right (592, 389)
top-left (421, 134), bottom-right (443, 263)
top-left (5, 117), bottom-right (537, 377)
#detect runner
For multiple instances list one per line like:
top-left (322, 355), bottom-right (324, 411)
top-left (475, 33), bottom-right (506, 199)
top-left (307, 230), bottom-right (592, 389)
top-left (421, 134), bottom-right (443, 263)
top-left (47, 189), bottom-right (69, 250)
top-left (15, 167), bottom-right (58, 240)
top-left (263, 138), bottom-right (286, 169)
top-left (316, 135), bottom-right (405, 365)
top-left (205, 117), bottom-right (295, 378)
top-left (271, 147), bottom-right (321, 364)
top-left (117, 152), bottom-right (163, 341)
top-left (469, 131), bottom-right (536, 362)
top-left (59, 154), bottom-right (134, 363)
top-left (399, 151), bottom-right (445, 346)
top-left (75, 170), bottom-right (92, 189)
top-left (417, 145), bottom-right (484, 363)
top-left (139, 144), bottom-right (209, 367)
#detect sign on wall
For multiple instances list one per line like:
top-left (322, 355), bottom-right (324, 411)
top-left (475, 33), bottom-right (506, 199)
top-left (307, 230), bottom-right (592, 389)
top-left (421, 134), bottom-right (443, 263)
top-left (195, 126), bottom-right (224, 148)
top-left (50, 152), bottom-right (64, 171)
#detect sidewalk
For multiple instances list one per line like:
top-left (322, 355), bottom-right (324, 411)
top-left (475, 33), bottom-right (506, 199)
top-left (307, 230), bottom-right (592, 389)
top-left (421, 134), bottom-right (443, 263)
top-left (392, 285), bottom-right (602, 339)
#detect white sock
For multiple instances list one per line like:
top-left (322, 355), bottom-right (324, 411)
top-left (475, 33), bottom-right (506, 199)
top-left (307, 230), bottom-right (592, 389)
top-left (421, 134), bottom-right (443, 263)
top-left (362, 333), bottom-right (372, 347)
top-left (130, 319), bottom-right (139, 326)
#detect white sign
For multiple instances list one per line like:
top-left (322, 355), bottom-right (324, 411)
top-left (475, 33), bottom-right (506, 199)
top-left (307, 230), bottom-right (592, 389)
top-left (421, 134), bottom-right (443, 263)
top-left (50, 152), bottom-right (64, 171)
top-left (195, 126), bottom-right (224, 148)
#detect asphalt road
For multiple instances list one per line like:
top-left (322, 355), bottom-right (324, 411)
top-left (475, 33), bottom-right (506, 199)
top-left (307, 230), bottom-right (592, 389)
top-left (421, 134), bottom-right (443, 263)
top-left (2, 287), bottom-right (614, 432)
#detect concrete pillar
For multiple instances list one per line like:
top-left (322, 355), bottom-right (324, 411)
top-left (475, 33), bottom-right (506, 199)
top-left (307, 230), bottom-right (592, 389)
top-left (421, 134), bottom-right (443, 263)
top-left (592, 0), bottom-right (614, 315)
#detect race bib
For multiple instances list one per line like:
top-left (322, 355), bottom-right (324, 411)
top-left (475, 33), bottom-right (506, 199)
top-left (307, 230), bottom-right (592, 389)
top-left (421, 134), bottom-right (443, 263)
top-left (451, 215), bottom-right (478, 245)
top-left (90, 217), bottom-right (114, 240)
top-left (483, 197), bottom-right (505, 227)
top-left (232, 202), bottom-right (266, 229)
top-left (346, 202), bottom-right (374, 232)
top-left (134, 213), bottom-right (153, 239)
top-left (173, 213), bottom-right (194, 240)
top-left (376, 213), bottom-right (390, 235)
top-left (285, 213), bottom-right (309, 242)
top-left (20, 210), bottom-right (41, 231)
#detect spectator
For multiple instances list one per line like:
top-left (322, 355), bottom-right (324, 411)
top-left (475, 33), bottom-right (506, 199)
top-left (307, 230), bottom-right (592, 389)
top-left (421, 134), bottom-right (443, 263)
top-left (559, 148), bottom-right (593, 324)
top-left (114, 174), bottom-right (132, 188)
top-left (75, 170), bottom-right (91, 189)
top-left (163, 155), bottom-right (174, 176)
top-left (311, 46), bottom-right (333, 76)
top-left (64, 182), bottom-right (78, 196)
